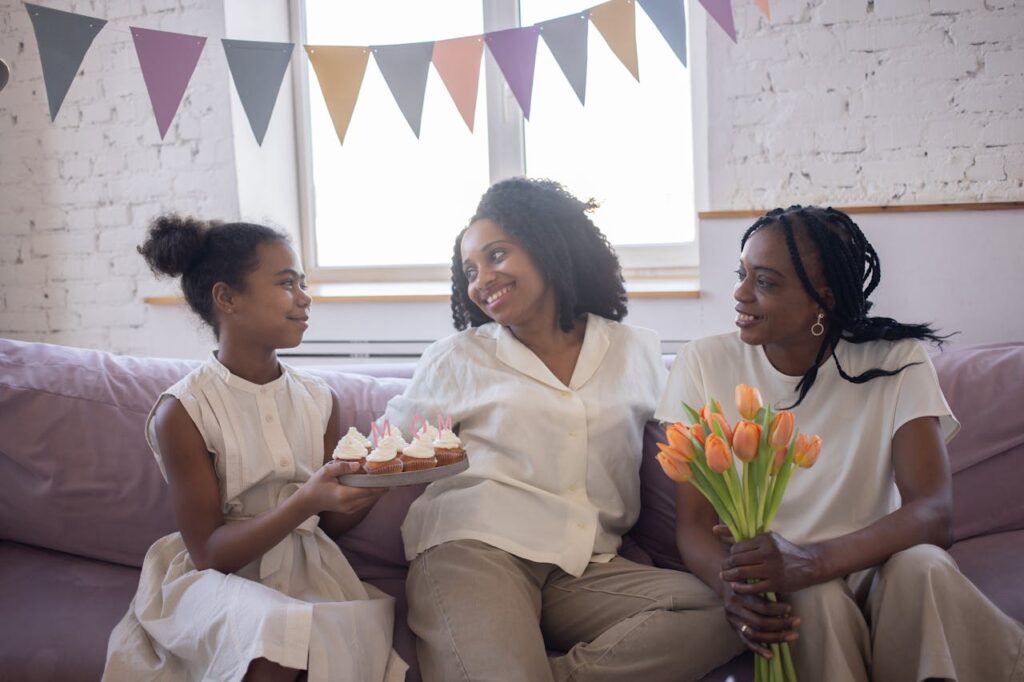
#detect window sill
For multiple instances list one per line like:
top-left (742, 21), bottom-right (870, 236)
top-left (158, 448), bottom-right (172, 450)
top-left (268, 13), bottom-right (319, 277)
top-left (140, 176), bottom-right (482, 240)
top-left (143, 278), bottom-right (701, 305)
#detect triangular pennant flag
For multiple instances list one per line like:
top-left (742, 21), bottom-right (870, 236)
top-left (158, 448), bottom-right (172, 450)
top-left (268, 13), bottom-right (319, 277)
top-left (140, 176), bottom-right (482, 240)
top-left (590, 0), bottom-right (639, 82)
top-left (432, 36), bottom-right (484, 132)
top-left (756, 0), bottom-right (771, 19)
top-left (24, 3), bottom-right (106, 121)
top-left (221, 39), bottom-right (293, 146)
top-left (638, 0), bottom-right (687, 67)
top-left (699, 0), bottom-right (737, 42)
top-left (372, 41), bottom-right (434, 138)
top-left (131, 27), bottom-right (206, 139)
top-left (538, 12), bottom-right (589, 105)
top-left (304, 45), bottom-right (370, 145)
top-left (484, 26), bottom-right (539, 120)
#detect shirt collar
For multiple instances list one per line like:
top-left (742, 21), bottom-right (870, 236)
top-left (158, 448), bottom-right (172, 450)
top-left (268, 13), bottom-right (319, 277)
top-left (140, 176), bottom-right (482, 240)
top-left (486, 313), bottom-right (612, 392)
top-left (208, 351), bottom-right (289, 394)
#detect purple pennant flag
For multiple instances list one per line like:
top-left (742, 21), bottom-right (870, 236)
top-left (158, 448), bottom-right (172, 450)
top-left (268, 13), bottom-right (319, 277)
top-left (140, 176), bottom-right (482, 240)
top-left (25, 3), bottom-right (107, 121)
top-left (372, 41), bottom-right (434, 138)
top-left (485, 26), bottom-right (539, 120)
top-left (638, 0), bottom-right (688, 66)
top-left (538, 12), bottom-right (589, 105)
top-left (131, 27), bottom-right (206, 139)
top-left (699, 0), bottom-right (737, 42)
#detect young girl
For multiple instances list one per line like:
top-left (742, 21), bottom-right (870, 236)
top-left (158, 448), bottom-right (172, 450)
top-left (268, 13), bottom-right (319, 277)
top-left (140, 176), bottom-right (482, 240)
top-left (385, 178), bottom-right (744, 681)
top-left (103, 217), bottom-right (406, 682)
top-left (657, 205), bottom-right (1024, 681)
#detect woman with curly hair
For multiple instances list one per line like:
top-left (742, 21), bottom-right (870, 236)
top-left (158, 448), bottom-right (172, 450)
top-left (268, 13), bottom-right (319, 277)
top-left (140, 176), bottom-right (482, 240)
top-left (383, 177), bottom-right (743, 682)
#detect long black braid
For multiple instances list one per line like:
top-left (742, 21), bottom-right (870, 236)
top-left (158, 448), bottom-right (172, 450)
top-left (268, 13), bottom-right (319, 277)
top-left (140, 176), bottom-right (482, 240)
top-left (450, 177), bottom-right (628, 331)
top-left (741, 205), bottom-right (949, 408)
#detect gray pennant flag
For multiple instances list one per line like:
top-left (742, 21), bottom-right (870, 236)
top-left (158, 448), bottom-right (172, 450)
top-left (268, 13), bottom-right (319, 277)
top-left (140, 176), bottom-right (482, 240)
top-left (372, 41), bottom-right (434, 138)
top-left (222, 39), bottom-right (294, 146)
top-left (638, 0), bottom-right (688, 67)
top-left (25, 2), bottom-right (106, 121)
top-left (538, 12), bottom-right (589, 105)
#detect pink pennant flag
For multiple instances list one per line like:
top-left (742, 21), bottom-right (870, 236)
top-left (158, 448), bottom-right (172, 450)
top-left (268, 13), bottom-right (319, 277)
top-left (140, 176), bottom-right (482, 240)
top-left (130, 27), bottom-right (206, 139)
top-left (756, 0), bottom-right (771, 19)
top-left (432, 35), bottom-right (484, 132)
top-left (485, 26), bottom-right (540, 120)
top-left (698, 0), bottom-right (737, 42)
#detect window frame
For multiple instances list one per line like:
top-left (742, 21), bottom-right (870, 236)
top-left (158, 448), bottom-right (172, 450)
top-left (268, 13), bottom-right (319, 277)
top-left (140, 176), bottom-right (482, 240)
top-left (290, 0), bottom-right (700, 287)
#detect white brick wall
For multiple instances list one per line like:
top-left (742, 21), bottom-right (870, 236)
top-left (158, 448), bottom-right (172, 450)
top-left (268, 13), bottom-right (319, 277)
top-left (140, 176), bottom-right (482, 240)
top-left (0, 0), bottom-right (238, 354)
top-left (706, 0), bottom-right (1024, 208)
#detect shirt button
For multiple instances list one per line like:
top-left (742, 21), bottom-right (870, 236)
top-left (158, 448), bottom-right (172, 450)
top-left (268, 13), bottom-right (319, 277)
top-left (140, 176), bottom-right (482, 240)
top-left (265, 415), bottom-right (273, 423)
top-left (279, 458), bottom-right (288, 467)
top-left (569, 432), bottom-right (577, 438)
top-left (576, 522), bottom-right (585, 529)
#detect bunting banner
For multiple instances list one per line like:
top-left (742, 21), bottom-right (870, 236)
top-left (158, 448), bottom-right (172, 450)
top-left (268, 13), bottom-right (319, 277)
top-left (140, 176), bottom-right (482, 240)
top-left (538, 12), bottom-right (590, 105)
top-left (432, 36), bottom-right (484, 132)
top-left (699, 0), bottom-right (738, 43)
top-left (222, 39), bottom-right (294, 146)
top-left (23, 0), bottom-right (750, 144)
top-left (372, 41), bottom-right (434, 138)
top-left (485, 26), bottom-right (540, 120)
top-left (756, 0), bottom-right (771, 19)
top-left (590, 0), bottom-right (640, 82)
top-left (131, 27), bottom-right (206, 139)
top-left (25, 3), bottom-right (106, 121)
top-left (638, 0), bottom-right (688, 67)
top-left (305, 45), bottom-right (369, 145)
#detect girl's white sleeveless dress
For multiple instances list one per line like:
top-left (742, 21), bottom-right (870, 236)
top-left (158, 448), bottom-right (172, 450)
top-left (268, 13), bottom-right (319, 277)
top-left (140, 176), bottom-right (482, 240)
top-left (103, 355), bottom-right (407, 682)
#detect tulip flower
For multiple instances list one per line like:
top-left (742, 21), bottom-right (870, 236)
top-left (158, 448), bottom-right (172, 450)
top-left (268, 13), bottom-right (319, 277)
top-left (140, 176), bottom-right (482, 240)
top-left (793, 434), bottom-right (822, 468)
top-left (665, 423), bottom-right (697, 461)
top-left (691, 423), bottom-right (707, 446)
top-left (732, 421), bottom-right (761, 463)
top-left (735, 384), bottom-right (763, 420)
top-left (699, 399), bottom-right (724, 423)
top-left (709, 412), bottom-right (734, 444)
top-left (704, 434), bottom-right (733, 473)
top-left (656, 452), bottom-right (693, 483)
top-left (771, 446), bottom-right (788, 475)
top-left (768, 410), bottom-right (795, 449)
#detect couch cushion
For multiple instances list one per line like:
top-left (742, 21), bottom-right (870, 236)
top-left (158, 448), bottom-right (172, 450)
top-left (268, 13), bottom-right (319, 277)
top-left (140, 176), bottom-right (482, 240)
top-left (0, 540), bottom-right (141, 682)
top-left (948, 530), bottom-right (1024, 623)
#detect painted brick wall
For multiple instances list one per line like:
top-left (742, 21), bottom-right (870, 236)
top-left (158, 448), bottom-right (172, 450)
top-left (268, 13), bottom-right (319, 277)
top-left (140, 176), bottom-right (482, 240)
top-left (705, 0), bottom-right (1024, 209)
top-left (0, 0), bottom-right (236, 354)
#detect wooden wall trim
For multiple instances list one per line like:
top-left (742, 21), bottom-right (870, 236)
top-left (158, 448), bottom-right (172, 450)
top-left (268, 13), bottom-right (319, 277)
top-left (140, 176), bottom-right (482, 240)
top-left (698, 201), bottom-right (1024, 220)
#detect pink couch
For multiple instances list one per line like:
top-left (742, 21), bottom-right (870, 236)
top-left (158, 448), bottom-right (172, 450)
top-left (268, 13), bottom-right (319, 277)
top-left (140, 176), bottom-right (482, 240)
top-left (1, 338), bottom-right (1022, 681)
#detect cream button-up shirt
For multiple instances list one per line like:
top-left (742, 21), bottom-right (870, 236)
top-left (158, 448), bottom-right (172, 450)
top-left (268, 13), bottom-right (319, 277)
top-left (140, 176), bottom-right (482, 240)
top-left (386, 314), bottom-right (667, 577)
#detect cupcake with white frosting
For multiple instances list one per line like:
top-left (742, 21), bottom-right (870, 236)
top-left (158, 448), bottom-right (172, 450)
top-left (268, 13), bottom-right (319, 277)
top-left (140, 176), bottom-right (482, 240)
top-left (364, 439), bottom-right (403, 475)
top-left (432, 426), bottom-right (465, 466)
top-left (332, 427), bottom-right (370, 464)
top-left (400, 430), bottom-right (437, 471)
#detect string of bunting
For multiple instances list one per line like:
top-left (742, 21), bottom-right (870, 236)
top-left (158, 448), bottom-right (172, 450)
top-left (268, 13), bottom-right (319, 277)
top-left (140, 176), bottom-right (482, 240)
top-left (23, 0), bottom-right (767, 145)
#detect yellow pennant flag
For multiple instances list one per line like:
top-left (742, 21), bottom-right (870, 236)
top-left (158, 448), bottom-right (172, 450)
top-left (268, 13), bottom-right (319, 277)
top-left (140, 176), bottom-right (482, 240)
top-left (304, 45), bottom-right (370, 145)
top-left (590, 0), bottom-right (639, 82)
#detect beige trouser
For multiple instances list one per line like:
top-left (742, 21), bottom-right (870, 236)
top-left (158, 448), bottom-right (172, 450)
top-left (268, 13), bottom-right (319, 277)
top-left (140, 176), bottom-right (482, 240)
top-left (406, 539), bottom-right (745, 682)
top-left (786, 544), bottom-right (1024, 682)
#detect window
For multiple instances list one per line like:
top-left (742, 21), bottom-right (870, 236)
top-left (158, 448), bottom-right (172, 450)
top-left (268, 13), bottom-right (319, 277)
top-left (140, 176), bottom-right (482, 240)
top-left (296, 0), bottom-right (697, 284)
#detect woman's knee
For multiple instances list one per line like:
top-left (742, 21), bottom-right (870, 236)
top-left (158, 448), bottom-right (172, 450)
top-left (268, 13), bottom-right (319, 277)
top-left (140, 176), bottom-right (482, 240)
top-left (879, 544), bottom-right (957, 586)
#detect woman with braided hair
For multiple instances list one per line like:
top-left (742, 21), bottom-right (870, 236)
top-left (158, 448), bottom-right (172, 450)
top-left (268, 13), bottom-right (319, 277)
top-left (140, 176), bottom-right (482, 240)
top-left (657, 205), bottom-right (1024, 681)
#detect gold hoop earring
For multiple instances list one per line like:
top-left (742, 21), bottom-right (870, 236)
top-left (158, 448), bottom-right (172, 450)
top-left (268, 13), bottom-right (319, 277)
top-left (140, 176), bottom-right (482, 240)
top-left (811, 312), bottom-right (825, 337)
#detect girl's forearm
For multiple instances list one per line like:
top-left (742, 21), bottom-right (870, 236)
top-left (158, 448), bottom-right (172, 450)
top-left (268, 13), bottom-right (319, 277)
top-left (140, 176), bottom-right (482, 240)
top-left (190, 492), bottom-right (314, 574)
top-left (812, 495), bottom-right (951, 583)
top-left (678, 524), bottom-right (731, 598)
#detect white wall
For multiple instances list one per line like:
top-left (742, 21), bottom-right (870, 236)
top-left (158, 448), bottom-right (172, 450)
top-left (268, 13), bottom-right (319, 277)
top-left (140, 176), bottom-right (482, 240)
top-left (1, 0), bottom-right (1022, 359)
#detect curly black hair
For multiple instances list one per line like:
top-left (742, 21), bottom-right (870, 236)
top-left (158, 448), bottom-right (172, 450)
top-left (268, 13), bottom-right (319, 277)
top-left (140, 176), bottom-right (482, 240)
top-left (138, 215), bottom-right (289, 338)
top-left (450, 178), bottom-right (628, 331)
top-left (741, 205), bottom-right (949, 408)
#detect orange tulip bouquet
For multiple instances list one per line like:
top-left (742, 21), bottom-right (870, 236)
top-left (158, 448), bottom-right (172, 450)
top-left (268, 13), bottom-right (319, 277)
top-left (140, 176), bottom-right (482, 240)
top-left (656, 384), bottom-right (822, 682)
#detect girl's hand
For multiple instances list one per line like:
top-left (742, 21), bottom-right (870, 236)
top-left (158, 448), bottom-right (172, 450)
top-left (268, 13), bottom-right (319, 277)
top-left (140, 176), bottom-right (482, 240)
top-left (722, 582), bottom-right (800, 658)
top-left (297, 460), bottom-right (388, 517)
top-left (720, 531), bottom-right (823, 594)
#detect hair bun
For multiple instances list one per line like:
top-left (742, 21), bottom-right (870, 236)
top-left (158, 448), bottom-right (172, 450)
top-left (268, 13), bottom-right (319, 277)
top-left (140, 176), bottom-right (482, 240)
top-left (137, 214), bottom-right (208, 277)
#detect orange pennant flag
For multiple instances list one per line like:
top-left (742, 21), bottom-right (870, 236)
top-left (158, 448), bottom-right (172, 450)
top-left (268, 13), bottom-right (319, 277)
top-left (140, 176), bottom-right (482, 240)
top-left (304, 45), bottom-right (369, 145)
top-left (590, 0), bottom-right (639, 82)
top-left (432, 35), bottom-right (484, 132)
top-left (756, 0), bottom-right (771, 19)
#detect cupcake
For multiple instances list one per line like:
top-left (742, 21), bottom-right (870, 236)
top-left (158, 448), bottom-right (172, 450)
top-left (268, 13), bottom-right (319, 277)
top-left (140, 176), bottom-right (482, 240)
top-left (364, 439), bottom-right (404, 475)
top-left (378, 425), bottom-right (409, 452)
top-left (332, 428), bottom-right (369, 465)
top-left (432, 426), bottom-right (465, 466)
top-left (344, 426), bottom-right (373, 454)
top-left (400, 432), bottom-right (437, 471)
